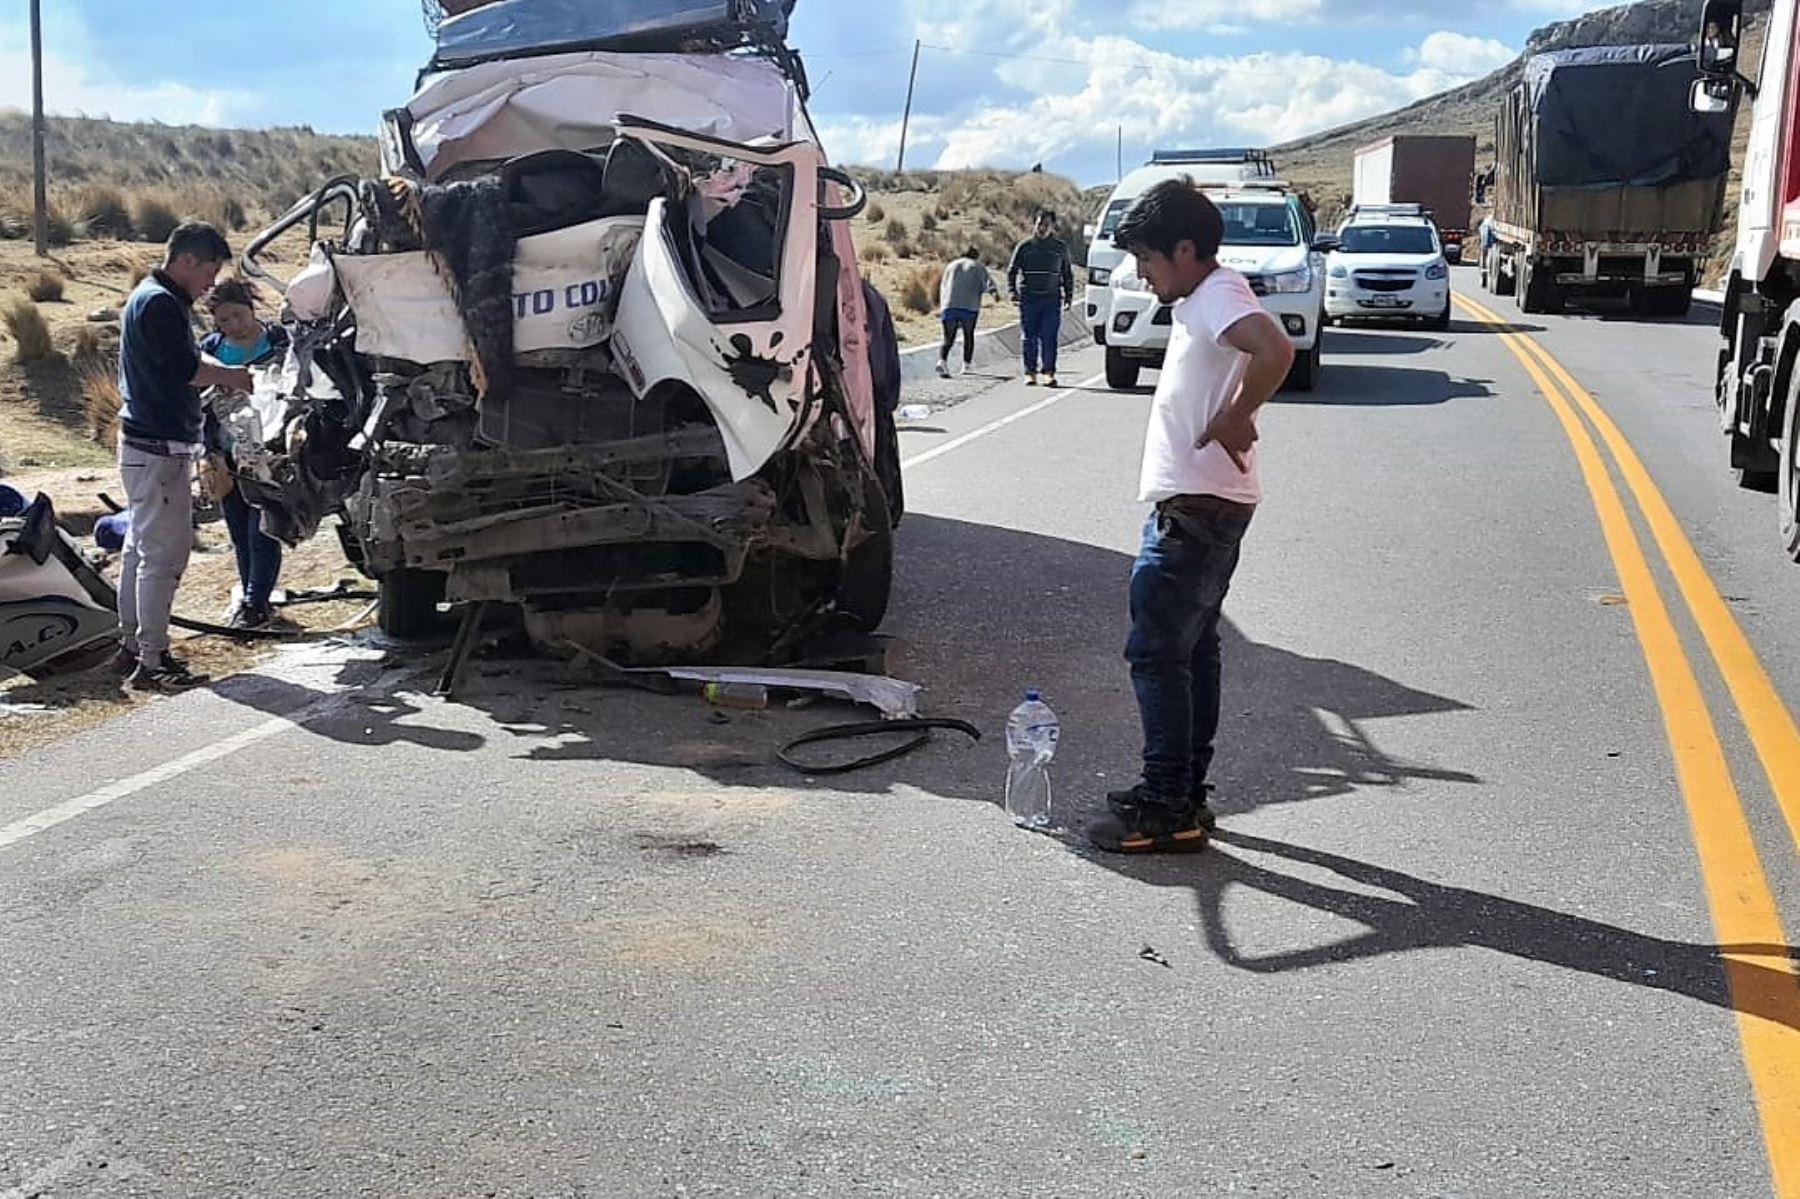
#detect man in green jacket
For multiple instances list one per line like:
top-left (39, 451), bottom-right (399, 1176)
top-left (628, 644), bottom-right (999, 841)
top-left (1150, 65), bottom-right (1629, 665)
top-left (1007, 209), bottom-right (1075, 387)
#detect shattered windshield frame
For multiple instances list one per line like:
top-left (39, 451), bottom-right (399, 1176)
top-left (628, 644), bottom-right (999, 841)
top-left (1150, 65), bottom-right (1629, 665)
top-left (669, 154), bottom-right (797, 326)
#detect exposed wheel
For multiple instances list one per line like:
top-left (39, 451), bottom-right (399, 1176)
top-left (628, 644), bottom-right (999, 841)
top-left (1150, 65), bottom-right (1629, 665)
top-left (1491, 249), bottom-right (1516, 297)
top-left (1519, 263), bottom-right (1562, 314)
top-left (1105, 347), bottom-right (1140, 390)
top-left (873, 400), bottom-right (904, 528)
top-left (836, 480), bottom-right (893, 631)
top-left (1783, 371), bottom-right (1800, 558)
top-left (1429, 302), bottom-right (1452, 331)
top-left (1736, 461), bottom-right (1779, 493)
top-left (377, 568), bottom-right (448, 640)
top-left (1285, 337), bottom-right (1321, 392)
top-left (1659, 287), bottom-right (1694, 318)
top-left (1515, 262), bottom-right (1537, 313)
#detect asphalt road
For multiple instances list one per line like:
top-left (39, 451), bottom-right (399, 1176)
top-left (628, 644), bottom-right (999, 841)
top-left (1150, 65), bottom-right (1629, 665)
top-left (3, 278), bottom-right (1799, 1197)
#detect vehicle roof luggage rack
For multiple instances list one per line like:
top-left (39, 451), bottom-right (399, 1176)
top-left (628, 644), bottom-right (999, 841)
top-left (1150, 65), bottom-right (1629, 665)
top-left (1150, 148), bottom-right (1275, 168)
top-left (1348, 202), bottom-right (1431, 219)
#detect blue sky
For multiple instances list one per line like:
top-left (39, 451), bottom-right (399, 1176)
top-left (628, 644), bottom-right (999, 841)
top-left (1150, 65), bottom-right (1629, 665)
top-left (0, 0), bottom-right (1608, 185)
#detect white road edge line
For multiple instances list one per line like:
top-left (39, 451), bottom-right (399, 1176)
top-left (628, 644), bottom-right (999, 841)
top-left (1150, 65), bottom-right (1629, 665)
top-left (901, 371), bottom-right (1105, 471)
top-left (0, 675), bottom-right (379, 853)
top-left (0, 714), bottom-right (297, 851)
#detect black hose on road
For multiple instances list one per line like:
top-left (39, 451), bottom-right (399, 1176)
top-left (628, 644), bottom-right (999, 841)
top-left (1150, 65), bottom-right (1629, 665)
top-left (777, 717), bottom-right (981, 776)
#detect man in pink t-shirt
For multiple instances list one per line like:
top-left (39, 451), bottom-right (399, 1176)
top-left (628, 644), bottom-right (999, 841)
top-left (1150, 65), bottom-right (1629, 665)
top-left (1088, 181), bottom-right (1296, 855)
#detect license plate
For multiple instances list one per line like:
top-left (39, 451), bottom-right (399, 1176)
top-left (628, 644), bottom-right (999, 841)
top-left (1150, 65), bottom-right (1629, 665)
top-left (1361, 296), bottom-right (1405, 308)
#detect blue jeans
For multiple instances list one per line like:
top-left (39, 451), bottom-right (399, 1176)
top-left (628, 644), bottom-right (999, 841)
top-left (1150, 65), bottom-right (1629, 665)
top-left (1125, 496), bottom-right (1255, 803)
top-left (221, 485), bottom-right (283, 608)
top-left (1019, 296), bottom-right (1062, 375)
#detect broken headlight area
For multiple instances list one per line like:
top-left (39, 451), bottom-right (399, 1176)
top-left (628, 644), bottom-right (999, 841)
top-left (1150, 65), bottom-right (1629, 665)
top-left (239, 116), bottom-right (891, 666)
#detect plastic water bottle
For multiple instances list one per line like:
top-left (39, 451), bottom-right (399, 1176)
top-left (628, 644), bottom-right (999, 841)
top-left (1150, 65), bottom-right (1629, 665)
top-left (1004, 690), bottom-right (1059, 830)
top-left (897, 403), bottom-right (932, 424)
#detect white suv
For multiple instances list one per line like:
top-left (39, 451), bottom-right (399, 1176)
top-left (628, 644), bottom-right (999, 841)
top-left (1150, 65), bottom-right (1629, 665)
top-left (1324, 213), bottom-right (1451, 329)
top-left (1103, 187), bottom-right (1328, 391)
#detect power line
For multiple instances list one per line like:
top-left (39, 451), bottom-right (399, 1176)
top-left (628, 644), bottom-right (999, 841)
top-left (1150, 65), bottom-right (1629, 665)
top-left (919, 42), bottom-right (1097, 67)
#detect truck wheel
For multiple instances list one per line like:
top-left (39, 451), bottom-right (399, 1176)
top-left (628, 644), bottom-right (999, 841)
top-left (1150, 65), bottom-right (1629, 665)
top-left (873, 401), bottom-right (905, 528)
top-left (1659, 287), bottom-right (1694, 318)
top-left (1519, 264), bottom-right (1562, 315)
top-left (837, 481), bottom-right (893, 632)
top-left (1105, 348), bottom-right (1140, 390)
top-left (1516, 263), bottom-right (1538, 313)
top-left (1285, 338), bottom-right (1321, 392)
top-left (1491, 249), bottom-right (1516, 297)
top-left (377, 568), bottom-right (448, 640)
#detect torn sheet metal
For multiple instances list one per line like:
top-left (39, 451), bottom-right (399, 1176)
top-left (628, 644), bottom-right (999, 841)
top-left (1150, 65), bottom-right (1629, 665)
top-left (394, 50), bottom-right (802, 181)
top-left (637, 666), bottom-right (921, 720)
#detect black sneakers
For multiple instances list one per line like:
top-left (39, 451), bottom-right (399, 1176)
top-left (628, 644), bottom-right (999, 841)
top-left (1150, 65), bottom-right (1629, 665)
top-left (1088, 782), bottom-right (1214, 854)
top-left (229, 602), bottom-right (277, 631)
top-left (126, 653), bottom-right (211, 693)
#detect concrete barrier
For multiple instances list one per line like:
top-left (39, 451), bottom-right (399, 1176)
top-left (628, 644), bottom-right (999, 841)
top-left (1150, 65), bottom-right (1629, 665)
top-left (897, 308), bottom-right (1091, 385)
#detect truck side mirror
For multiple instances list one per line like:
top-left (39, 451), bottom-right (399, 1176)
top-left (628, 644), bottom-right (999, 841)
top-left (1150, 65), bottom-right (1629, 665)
top-left (1310, 235), bottom-right (1339, 253)
top-left (1691, 77), bottom-right (1734, 114)
top-left (1697, 0), bottom-right (1743, 76)
top-left (1083, 223), bottom-right (1097, 241)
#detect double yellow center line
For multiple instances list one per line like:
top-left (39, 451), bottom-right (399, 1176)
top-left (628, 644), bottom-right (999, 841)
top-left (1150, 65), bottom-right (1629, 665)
top-left (1457, 291), bottom-right (1800, 1195)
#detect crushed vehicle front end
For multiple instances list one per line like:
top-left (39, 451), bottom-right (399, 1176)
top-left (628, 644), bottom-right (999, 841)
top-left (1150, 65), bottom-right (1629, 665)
top-left (233, 1), bottom-right (900, 665)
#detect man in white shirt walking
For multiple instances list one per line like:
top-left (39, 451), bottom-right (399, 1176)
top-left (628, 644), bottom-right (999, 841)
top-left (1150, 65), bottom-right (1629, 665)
top-left (1088, 180), bottom-right (1295, 854)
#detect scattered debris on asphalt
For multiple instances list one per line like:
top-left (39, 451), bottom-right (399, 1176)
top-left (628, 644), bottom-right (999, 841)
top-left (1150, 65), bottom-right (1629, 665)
top-left (1138, 945), bottom-right (1173, 969)
top-left (777, 716), bottom-right (980, 775)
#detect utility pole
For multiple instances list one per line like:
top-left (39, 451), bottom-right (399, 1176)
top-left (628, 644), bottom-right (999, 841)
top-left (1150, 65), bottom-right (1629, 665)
top-left (30, 0), bottom-right (48, 257)
top-left (896, 39), bottom-right (921, 173)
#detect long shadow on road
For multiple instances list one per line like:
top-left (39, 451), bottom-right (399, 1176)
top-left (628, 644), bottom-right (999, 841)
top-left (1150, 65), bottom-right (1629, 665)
top-left (201, 514), bottom-right (1784, 1025)
top-left (1115, 827), bottom-right (1800, 1029)
top-left (1293, 362), bottom-right (1494, 408)
top-left (885, 515), bottom-right (1480, 814)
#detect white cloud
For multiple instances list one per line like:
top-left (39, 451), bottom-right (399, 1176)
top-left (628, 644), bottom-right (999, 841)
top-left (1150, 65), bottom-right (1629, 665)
top-left (0, 12), bottom-right (253, 126)
top-left (1129, 0), bottom-right (1324, 32)
top-left (1408, 31), bottom-right (1516, 77)
top-left (826, 30), bottom-right (1517, 179)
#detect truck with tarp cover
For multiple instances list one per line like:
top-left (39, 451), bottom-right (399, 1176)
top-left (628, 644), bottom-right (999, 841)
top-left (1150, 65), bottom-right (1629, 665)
top-left (1478, 43), bottom-right (1734, 316)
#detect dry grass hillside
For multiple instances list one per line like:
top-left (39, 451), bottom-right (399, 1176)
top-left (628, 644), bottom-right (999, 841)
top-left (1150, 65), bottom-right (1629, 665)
top-left (846, 168), bottom-right (1091, 345)
top-left (0, 111), bottom-right (377, 246)
top-left (1271, 0), bottom-right (1766, 284)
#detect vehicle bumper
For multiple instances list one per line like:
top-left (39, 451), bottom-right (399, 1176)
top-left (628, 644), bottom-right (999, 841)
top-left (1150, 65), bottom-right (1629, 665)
top-left (1109, 287), bottom-right (1322, 356)
top-left (347, 439), bottom-right (780, 602)
top-left (1325, 280), bottom-right (1450, 319)
top-left (1085, 284), bottom-right (1112, 344)
top-left (1106, 290), bottom-right (1169, 358)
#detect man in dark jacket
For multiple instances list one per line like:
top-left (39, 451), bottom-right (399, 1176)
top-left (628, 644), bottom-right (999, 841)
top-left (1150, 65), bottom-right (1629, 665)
top-left (114, 222), bottom-right (253, 691)
top-left (1007, 209), bottom-right (1075, 388)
